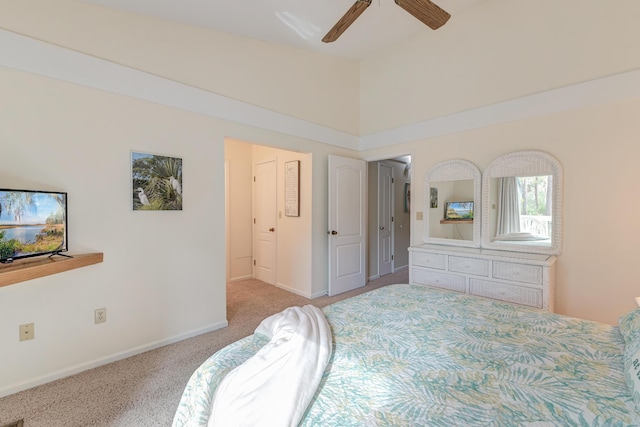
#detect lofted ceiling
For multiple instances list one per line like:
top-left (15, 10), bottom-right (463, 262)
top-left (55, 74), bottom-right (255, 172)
top-left (81, 0), bottom-right (485, 59)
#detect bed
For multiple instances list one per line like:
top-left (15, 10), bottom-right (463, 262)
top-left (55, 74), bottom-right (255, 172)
top-left (173, 284), bottom-right (640, 426)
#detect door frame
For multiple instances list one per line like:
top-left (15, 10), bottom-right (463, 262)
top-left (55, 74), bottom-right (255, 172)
top-left (365, 152), bottom-right (413, 280)
top-left (377, 161), bottom-right (394, 277)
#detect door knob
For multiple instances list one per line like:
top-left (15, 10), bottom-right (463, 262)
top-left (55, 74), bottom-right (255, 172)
top-left (330, 230), bottom-right (338, 235)
top-left (269, 227), bottom-right (275, 232)
top-left (380, 226), bottom-right (385, 230)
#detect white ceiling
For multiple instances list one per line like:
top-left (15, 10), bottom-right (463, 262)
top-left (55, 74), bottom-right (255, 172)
top-left (81, 0), bottom-right (485, 59)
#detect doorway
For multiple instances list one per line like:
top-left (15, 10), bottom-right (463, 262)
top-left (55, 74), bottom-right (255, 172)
top-left (368, 155), bottom-right (411, 281)
top-left (225, 138), bottom-right (313, 296)
top-left (378, 162), bottom-right (393, 277)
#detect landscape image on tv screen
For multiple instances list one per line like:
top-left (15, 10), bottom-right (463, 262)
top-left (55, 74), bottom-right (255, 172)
top-left (0, 189), bottom-right (67, 262)
top-left (445, 201), bottom-right (474, 220)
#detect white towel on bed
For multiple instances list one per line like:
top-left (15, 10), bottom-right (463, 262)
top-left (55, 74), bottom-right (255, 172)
top-left (208, 304), bottom-right (332, 427)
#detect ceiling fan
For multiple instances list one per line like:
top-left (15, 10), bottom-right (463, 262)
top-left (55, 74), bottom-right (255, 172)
top-left (322, 0), bottom-right (450, 43)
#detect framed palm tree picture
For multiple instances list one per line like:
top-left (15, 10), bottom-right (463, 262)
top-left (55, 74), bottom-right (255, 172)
top-left (131, 151), bottom-right (182, 211)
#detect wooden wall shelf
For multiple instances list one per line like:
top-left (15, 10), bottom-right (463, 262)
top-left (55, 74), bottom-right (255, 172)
top-left (0, 252), bottom-right (103, 288)
top-left (440, 219), bottom-right (473, 224)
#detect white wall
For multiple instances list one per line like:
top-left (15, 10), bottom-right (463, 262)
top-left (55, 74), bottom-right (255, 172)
top-left (359, 0), bottom-right (640, 135)
top-left (225, 139), bottom-right (253, 281)
top-left (0, 0), bottom-right (361, 136)
top-left (0, 68), bottom-right (225, 394)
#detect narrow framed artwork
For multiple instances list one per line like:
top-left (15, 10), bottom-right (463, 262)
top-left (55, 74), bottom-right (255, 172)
top-left (404, 183), bottom-right (411, 213)
top-left (131, 151), bottom-right (183, 211)
top-left (285, 160), bottom-right (300, 217)
top-left (430, 187), bottom-right (438, 208)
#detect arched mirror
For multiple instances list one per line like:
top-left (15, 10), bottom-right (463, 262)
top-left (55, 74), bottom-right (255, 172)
top-left (481, 150), bottom-right (563, 255)
top-left (423, 159), bottom-right (481, 248)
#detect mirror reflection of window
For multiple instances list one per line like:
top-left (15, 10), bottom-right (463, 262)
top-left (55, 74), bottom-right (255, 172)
top-left (517, 175), bottom-right (552, 237)
top-left (482, 150), bottom-right (562, 255)
top-left (496, 177), bottom-right (520, 235)
top-left (494, 175), bottom-right (552, 243)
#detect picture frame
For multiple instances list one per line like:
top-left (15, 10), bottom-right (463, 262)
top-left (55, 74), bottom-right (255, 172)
top-left (285, 160), bottom-right (300, 217)
top-left (131, 151), bottom-right (183, 211)
top-left (430, 187), bottom-right (438, 208)
top-left (404, 183), bottom-right (411, 213)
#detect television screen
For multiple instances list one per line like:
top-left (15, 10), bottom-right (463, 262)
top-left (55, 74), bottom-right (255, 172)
top-left (445, 201), bottom-right (474, 220)
top-left (0, 189), bottom-right (68, 263)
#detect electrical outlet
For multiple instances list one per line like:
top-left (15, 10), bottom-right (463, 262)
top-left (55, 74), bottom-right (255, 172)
top-left (19, 323), bottom-right (34, 341)
top-left (416, 211), bottom-right (423, 220)
top-left (94, 308), bottom-right (107, 324)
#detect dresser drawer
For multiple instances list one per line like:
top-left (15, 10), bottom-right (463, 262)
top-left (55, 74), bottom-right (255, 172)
top-left (412, 252), bottom-right (446, 270)
top-left (413, 269), bottom-right (466, 293)
top-left (493, 262), bottom-right (542, 286)
top-left (470, 279), bottom-right (542, 308)
top-left (449, 256), bottom-right (489, 277)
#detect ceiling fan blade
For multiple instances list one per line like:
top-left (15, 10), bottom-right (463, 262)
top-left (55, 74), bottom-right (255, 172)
top-left (394, 0), bottom-right (450, 30)
top-left (322, 0), bottom-right (372, 43)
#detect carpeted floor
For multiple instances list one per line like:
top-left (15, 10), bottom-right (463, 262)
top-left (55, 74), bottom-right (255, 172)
top-left (0, 269), bottom-right (408, 427)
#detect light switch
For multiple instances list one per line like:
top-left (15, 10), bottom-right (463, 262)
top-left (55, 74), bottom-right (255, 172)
top-left (416, 211), bottom-right (423, 220)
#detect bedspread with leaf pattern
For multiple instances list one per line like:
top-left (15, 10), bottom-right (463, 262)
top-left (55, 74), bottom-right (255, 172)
top-left (173, 284), bottom-right (639, 426)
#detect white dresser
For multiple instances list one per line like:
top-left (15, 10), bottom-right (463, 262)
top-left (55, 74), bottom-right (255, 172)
top-left (409, 244), bottom-right (556, 311)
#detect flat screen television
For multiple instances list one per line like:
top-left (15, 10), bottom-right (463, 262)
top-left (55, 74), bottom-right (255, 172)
top-left (0, 189), bottom-right (68, 263)
top-left (444, 201), bottom-right (474, 220)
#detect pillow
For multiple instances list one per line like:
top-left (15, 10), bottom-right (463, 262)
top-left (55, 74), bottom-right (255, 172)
top-left (619, 307), bottom-right (640, 345)
top-left (626, 347), bottom-right (640, 409)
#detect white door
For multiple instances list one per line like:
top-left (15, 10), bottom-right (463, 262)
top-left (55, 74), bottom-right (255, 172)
top-left (378, 163), bottom-right (393, 277)
top-left (254, 160), bottom-right (277, 285)
top-left (328, 155), bottom-right (366, 296)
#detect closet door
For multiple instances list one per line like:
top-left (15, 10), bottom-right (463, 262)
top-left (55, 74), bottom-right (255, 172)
top-left (254, 159), bottom-right (277, 284)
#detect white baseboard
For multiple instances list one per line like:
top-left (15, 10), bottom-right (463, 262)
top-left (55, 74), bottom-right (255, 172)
top-left (0, 320), bottom-right (228, 398)
top-left (227, 274), bottom-right (253, 282)
top-left (368, 274), bottom-right (380, 281)
top-left (309, 290), bottom-right (328, 299)
top-left (275, 282), bottom-right (313, 299)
